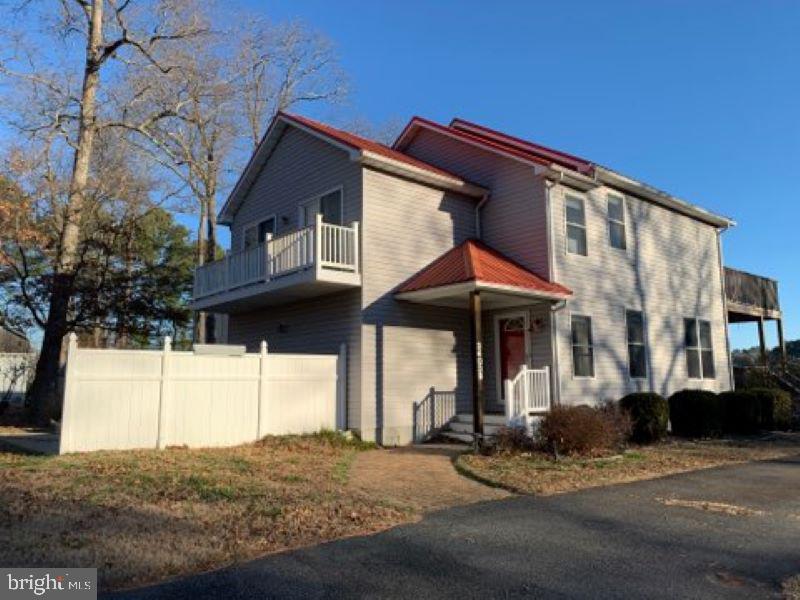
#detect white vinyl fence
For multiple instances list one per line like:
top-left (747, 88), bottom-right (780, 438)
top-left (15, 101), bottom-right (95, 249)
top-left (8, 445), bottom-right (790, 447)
top-left (504, 366), bottom-right (551, 432)
top-left (0, 353), bottom-right (36, 405)
top-left (59, 334), bottom-right (346, 454)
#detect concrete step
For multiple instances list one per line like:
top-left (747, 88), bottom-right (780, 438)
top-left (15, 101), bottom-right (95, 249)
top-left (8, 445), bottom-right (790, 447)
top-left (448, 420), bottom-right (505, 436)
top-left (439, 431), bottom-right (474, 444)
top-left (453, 413), bottom-right (507, 425)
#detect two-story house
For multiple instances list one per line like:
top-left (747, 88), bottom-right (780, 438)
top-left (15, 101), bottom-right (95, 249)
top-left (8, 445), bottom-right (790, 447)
top-left (192, 112), bottom-right (785, 445)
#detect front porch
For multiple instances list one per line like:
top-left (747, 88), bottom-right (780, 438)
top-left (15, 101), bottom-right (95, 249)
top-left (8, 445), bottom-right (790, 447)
top-left (396, 239), bottom-right (572, 443)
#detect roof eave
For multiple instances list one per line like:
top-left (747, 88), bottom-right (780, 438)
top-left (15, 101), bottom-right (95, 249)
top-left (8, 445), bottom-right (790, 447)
top-left (360, 151), bottom-right (488, 198)
top-left (595, 167), bottom-right (736, 229)
top-left (396, 280), bottom-right (572, 303)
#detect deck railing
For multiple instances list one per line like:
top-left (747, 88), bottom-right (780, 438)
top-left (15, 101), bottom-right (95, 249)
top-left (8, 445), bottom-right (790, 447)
top-left (413, 387), bottom-right (457, 442)
top-left (504, 366), bottom-right (551, 431)
top-left (724, 267), bottom-right (780, 313)
top-left (193, 215), bottom-right (359, 299)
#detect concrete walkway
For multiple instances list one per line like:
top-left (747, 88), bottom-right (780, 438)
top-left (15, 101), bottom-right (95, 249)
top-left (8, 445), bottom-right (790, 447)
top-left (349, 444), bottom-right (510, 511)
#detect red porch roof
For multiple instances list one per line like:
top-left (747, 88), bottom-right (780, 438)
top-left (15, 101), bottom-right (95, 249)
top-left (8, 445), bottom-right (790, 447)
top-left (396, 239), bottom-right (572, 299)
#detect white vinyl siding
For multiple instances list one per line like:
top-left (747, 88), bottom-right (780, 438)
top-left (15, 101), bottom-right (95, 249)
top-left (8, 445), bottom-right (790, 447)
top-left (551, 182), bottom-right (730, 404)
top-left (360, 166), bottom-right (477, 444)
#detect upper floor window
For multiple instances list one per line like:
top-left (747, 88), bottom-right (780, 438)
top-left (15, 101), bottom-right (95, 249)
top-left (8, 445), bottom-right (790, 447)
top-left (300, 188), bottom-right (343, 227)
top-left (243, 216), bottom-right (276, 250)
top-left (565, 195), bottom-right (587, 256)
top-left (571, 315), bottom-right (594, 377)
top-left (685, 318), bottom-right (715, 379)
top-left (626, 310), bottom-right (646, 379)
top-left (608, 194), bottom-right (627, 250)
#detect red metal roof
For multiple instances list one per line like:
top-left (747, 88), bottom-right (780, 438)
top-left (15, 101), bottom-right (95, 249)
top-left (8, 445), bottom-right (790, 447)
top-left (395, 116), bottom-right (553, 168)
top-left (280, 113), bottom-right (467, 182)
top-left (449, 118), bottom-right (595, 175)
top-left (397, 239), bottom-right (572, 298)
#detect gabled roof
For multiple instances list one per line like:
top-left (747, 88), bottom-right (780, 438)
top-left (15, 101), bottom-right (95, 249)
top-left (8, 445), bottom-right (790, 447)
top-left (218, 113), bottom-right (487, 225)
top-left (450, 118), bottom-right (594, 175)
top-left (393, 116), bottom-right (734, 229)
top-left (396, 239), bottom-right (572, 299)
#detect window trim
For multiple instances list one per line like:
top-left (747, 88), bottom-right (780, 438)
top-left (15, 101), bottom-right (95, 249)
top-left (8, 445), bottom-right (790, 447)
top-left (570, 313), bottom-right (595, 379)
top-left (685, 317), bottom-right (716, 380)
top-left (564, 192), bottom-right (588, 257)
top-left (298, 185), bottom-right (344, 227)
top-left (241, 214), bottom-right (276, 251)
top-left (625, 308), bottom-right (647, 380)
top-left (607, 193), bottom-right (627, 251)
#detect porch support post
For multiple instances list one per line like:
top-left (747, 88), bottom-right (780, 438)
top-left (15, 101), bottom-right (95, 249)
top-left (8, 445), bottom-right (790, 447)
top-left (757, 316), bottom-right (768, 367)
top-left (469, 291), bottom-right (485, 447)
top-left (777, 318), bottom-right (787, 368)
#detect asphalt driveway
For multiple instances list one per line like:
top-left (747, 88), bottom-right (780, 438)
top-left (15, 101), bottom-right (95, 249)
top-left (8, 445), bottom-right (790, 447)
top-left (108, 454), bottom-right (800, 599)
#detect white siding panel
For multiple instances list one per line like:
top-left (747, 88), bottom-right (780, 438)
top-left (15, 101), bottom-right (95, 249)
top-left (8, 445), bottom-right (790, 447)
top-left (361, 167), bottom-right (476, 444)
top-left (550, 183), bottom-right (731, 405)
top-left (403, 129), bottom-right (550, 279)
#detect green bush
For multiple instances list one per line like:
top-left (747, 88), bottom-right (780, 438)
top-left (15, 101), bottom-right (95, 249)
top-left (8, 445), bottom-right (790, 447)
top-left (537, 404), bottom-right (631, 457)
top-left (668, 390), bottom-right (725, 438)
top-left (721, 388), bottom-right (792, 433)
top-left (720, 391), bottom-right (763, 434)
top-left (619, 393), bottom-right (669, 443)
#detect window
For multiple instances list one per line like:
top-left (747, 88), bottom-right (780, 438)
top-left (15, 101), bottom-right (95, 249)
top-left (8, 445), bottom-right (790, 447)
top-left (243, 216), bottom-right (276, 250)
top-left (685, 318), bottom-right (715, 379)
top-left (626, 310), bottom-right (646, 379)
top-left (608, 194), bottom-right (627, 250)
top-left (301, 188), bottom-right (343, 226)
top-left (565, 195), bottom-right (587, 255)
top-left (571, 315), bottom-right (594, 377)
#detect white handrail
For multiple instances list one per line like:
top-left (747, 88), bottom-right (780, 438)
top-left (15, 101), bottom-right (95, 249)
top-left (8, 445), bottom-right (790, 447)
top-left (504, 365), bottom-right (550, 432)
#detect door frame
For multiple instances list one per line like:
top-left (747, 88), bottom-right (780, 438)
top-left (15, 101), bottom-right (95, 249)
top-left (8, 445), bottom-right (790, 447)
top-left (493, 309), bottom-right (531, 406)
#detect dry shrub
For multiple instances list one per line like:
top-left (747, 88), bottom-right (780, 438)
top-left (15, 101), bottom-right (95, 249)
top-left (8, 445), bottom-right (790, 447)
top-left (493, 426), bottom-right (535, 454)
top-left (538, 404), bottom-right (630, 458)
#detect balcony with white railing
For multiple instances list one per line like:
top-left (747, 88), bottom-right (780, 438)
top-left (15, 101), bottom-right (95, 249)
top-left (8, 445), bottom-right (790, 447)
top-left (193, 214), bottom-right (360, 311)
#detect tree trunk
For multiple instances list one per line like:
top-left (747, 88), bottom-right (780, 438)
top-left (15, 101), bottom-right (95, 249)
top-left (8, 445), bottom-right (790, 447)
top-left (203, 184), bottom-right (217, 343)
top-left (193, 195), bottom-right (207, 344)
top-left (27, 0), bottom-right (105, 423)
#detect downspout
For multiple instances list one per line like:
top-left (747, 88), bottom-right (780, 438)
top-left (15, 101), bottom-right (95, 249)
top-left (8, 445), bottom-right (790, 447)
top-left (475, 192), bottom-right (490, 239)
top-left (716, 227), bottom-right (735, 391)
top-left (544, 176), bottom-right (564, 406)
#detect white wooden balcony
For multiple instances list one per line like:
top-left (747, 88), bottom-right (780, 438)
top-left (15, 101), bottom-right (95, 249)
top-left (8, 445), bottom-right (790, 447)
top-left (192, 215), bottom-right (360, 312)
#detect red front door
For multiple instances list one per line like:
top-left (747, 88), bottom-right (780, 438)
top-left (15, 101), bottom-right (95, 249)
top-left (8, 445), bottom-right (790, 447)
top-left (499, 317), bottom-right (526, 398)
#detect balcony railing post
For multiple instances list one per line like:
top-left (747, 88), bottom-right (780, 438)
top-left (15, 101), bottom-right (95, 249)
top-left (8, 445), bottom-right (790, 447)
top-left (265, 233), bottom-right (273, 281)
top-left (315, 213), bottom-right (323, 277)
top-left (352, 220), bottom-right (360, 273)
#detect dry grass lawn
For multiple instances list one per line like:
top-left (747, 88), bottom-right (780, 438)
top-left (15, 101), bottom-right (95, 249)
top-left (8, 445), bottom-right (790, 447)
top-left (0, 433), bottom-right (416, 591)
top-left (784, 575), bottom-right (800, 600)
top-left (457, 434), bottom-right (800, 496)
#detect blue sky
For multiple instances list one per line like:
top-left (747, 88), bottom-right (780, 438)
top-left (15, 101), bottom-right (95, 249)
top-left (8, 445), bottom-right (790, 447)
top-left (231, 0), bottom-right (799, 351)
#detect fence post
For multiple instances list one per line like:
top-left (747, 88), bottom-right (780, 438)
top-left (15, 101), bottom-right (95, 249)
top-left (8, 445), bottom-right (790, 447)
top-left (315, 212), bottom-right (324, 278)
top-left (156, 336), bottom-right (171, 449)
top-left (337, 343), bottom-right (347, 430)
top-left (257, 340), bottom-right (268, 439)
top-left (58, 332), bottom-right (79, 454)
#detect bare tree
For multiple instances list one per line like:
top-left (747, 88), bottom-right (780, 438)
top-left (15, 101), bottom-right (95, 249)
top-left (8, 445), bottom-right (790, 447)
top-left (0, 0), bottom-right (207, 421)
top-left (118, 16), bottom-right (346, 342)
